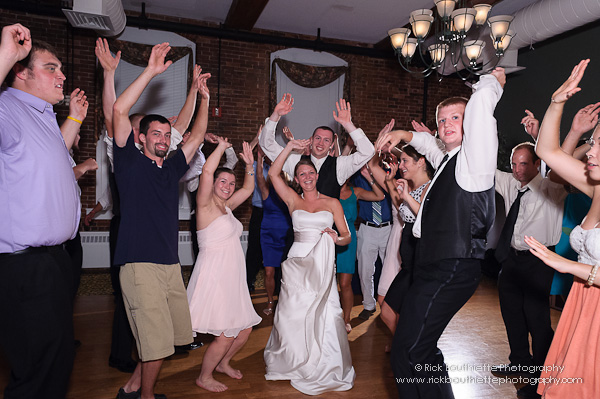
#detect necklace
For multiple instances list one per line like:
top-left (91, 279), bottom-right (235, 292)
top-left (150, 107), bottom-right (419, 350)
top-left (301, 192), bottom-right (320, 199)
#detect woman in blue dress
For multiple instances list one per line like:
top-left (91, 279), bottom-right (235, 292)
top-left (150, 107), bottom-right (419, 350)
top-left (337, 166), bottom-right (385, 332)
top-left (256, 147), bottom-right (293, 315)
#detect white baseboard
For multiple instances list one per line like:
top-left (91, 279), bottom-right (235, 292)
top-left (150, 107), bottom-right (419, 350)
top-left (80, 231), bottom-right (249, 268)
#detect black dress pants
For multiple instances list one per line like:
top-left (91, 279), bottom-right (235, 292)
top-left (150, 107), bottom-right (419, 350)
top-left (498, 250), bottom-right (554, 368)
top-left (246, 206), bottom-right (264, 289)
top-left (0, 246), bottom-right (74, 399)
top-left (391, 258), bottom-right (481, 399)
top-left (109, 215), bottom-right (135, 365)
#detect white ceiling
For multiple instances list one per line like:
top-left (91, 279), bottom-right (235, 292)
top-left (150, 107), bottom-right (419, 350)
top-left (121, 0), bottom-right (539, 45)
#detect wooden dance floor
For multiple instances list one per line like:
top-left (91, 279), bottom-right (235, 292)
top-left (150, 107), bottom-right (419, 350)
top-left (0, 276), bottom-right (560, 398)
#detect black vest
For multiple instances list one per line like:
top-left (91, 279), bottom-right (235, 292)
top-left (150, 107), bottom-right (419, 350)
top-left (301, 155), bottom-right (341, 199)
top-left (415, 155), bottom-right (495, 267)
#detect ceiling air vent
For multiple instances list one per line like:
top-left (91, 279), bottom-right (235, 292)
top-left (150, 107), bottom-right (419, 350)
top-left (62, 0), bottom-right (126, 37)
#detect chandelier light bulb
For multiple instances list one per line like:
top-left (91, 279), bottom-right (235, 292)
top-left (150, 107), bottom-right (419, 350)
top-left (401, 38), bottom-right (418, 59)
top-left (451, 8), bottom-right (477, 35)
top-left (473, 4), bottom-right (492, 25)
top-left (488, 15), bottom-right (515, 42)
top-left (428, 43), bottom-right (448, 65)
top-left (434, 0), bottom-right (457, 19)
top-left (388, 28), bottom-right (411, 50)
top-left (410, 14), bottom-right (434, 39)
top-left (463, 39), bottom-right (485, 62)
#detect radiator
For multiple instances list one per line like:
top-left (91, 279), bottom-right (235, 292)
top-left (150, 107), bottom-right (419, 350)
top-left (80, 231), bottom-right (249, 268)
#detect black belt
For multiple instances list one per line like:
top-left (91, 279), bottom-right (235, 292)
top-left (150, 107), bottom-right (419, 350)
top-left (511, 246), bottom-right (555, 256)
top-left (0, 244), bottom-right (64, 259)
top-left (361, 221), bottom-right (392, 228)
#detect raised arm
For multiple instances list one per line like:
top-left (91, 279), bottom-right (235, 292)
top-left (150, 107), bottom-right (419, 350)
top-left (268, 139), bottom-right (310, 210)
top-left (0, 23), bottom-right (31, 84)
top-left (172, 65), bottom-right (202, 135)
top-left (196, 136), bottom-right (230, 208)
top-left (113, 43), bottom-right (172, 148)
top-left (249, 124), bottom-right (263, 150)
top-left (60, 88), bottom-right (88, 150)
top-left (227, 142), bottom-right (255, 211)
top-left (411, 120), bottom-right (434, 136)
top-left (180, 71), bottom-right (211, 163)
top-left (333, 99), bottom-right (376, 184)
top-left (259, 94), bottom-right (298, 176)
top-left (536, 59), bottom-right (592, 196)
top-left (375, 129), bottom-right (413, 155)
top-left (457, 67), bottom-right (505, 192)
top-left (73, 158), bottom-right (98, 180)
top-left (256, 147), bottom-right (269, 200)
top-left (95, 38), bottom-right (120, 138)
top-left (354, 166), bottom-right (385, 202)
top-left (396, 178), bottom-right (424, 216)
top-left (561, 102), bottom-right (600, 155)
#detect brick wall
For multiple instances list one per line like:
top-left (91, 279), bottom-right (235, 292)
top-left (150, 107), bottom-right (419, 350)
top-left (1, 9), bottom-right (470, 231)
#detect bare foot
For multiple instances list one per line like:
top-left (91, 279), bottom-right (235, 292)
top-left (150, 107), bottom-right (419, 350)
top-left (196, 376), bottom-right (228, 392)
top-left (216, 363), bottom-right (243, 379)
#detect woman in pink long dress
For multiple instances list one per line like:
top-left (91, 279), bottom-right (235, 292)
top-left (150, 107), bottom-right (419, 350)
top-left (187, 136), bottom-right (261, 393)
top-left (525, 59), bottom-right (600, 398)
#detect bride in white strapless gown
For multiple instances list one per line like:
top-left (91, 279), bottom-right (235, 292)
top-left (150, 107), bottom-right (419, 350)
top-left (264, 210), bottom-right (355, 394)
top-left (262, 137), bottom-right (355, 395)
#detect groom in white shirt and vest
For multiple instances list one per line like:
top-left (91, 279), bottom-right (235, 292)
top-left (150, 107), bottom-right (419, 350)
top-left (376, 68), bottom-right (506, 399)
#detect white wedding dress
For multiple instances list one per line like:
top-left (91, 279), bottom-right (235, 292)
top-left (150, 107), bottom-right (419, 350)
top-left (264, 210), bottom-right (355, 395)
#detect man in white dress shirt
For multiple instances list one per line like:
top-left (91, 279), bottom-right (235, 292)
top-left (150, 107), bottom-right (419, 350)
top-left (376, 68), bottom-right (506, 399)
top-left (491, 142), bottom-right (566, 398)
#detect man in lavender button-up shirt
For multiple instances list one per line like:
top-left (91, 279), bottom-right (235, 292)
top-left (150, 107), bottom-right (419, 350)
top-left (0, 24), bottom-right (80, 399)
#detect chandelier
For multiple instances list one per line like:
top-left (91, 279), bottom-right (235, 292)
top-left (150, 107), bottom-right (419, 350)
top-left (387, 1), bottom-right (515, 79)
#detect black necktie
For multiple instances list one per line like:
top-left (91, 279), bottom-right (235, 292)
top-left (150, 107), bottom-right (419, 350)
top-left (495, 188), bottom-right (529, 263)
top-left (433, 154), bottom-right (449, 178)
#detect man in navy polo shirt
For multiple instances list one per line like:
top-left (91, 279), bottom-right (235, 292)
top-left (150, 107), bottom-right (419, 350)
top-left (112, 42), bottom-right (210, 399)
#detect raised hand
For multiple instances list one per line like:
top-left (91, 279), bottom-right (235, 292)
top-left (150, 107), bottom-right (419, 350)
top-left (69, 88), bottom-right (89, 121)
top-left (411, 120), bottom-right (433, 135)
top-left (239, 141), bottom-right (254, 165)
top-left (385, 159), bottom-right (399, 180)
top-left (286, 139), bottom-right (310, 153)
top-left (377, 119), bottom-right (396, 139)
top-left (0, 23), bottom-right (32, 63)
top-left (197, 70), bottom-right (211, 100)
top-left (283, 126), bottom-right (294, 141)
top-left (396, 178), bottom-right (410, 200)
top-left (571, 102), bottom-right (600, 136)
top-left (520, 110), bottom-right (540, 140)
top-left (274, 93), bottom-right (294, 118)
top-left (333, 99), bottom-right (352, 125)
top-left (95, 38), bottom-right (120, 72)
top-left (147, 42), bottom-right (172, 76)
top-left (375, 131), bottom-right (403, 154)
top-left (215, 135), bottom-right (232, 149)
top-left (360, 165), bottom-right (372, 181)
top-left (205, 133), bottom-right (218, 144)
top-left (551, 59), bottom-right (590, 104)
top-left (490, 67), bottom-right (506, 88)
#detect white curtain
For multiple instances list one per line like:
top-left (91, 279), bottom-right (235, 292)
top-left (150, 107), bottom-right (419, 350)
top-left (270, 49), bottom-right (347, 145)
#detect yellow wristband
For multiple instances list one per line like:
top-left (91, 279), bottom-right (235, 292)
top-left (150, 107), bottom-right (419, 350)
top-left (67, 116), bottom-right (82, 124)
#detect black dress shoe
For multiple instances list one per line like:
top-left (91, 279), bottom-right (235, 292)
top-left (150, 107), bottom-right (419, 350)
top-left (116, 388), bottom-right (166, 399)
top-left (517, 384), bottom-right (541, 398)
top-left (358, 308), bottom-right (375, 320)
top-left (490, 363), bottom-right (534, 377)
top-left (109, 357), bottom-right (138, 373)
top-left (116, 387), bottom-right (139, 399)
